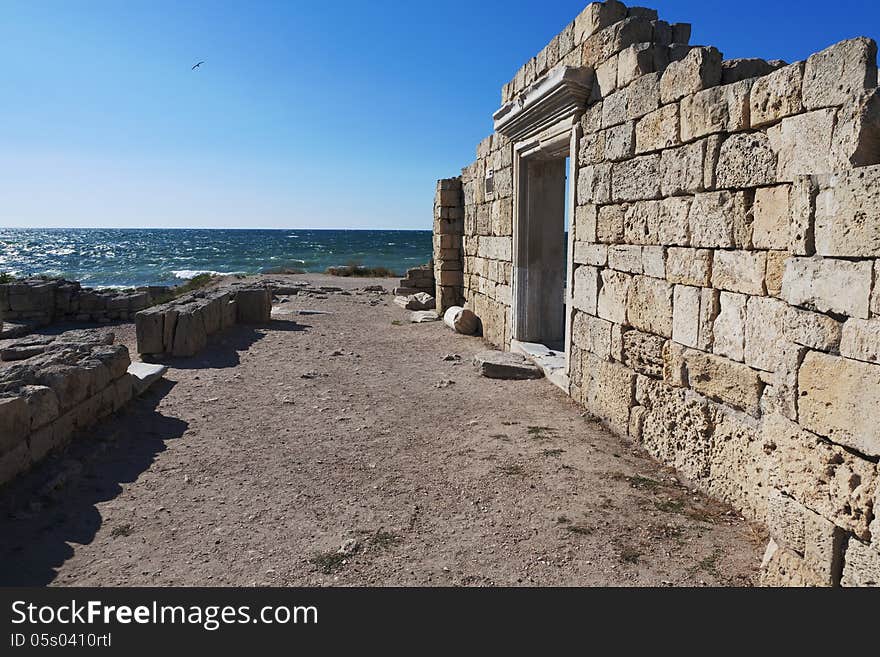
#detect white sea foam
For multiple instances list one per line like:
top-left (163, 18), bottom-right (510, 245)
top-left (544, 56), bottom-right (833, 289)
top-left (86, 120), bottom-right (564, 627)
top-left (171, 269), bottom-right (238, 280)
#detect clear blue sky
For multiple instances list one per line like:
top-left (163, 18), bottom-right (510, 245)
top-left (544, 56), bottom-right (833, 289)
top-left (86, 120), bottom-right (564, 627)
top-left (1, 0), bottom-right (878, 230)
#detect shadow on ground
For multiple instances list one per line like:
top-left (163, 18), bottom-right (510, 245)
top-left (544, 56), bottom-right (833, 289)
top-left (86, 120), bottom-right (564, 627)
top-left (157, 320), bottom-right (308, 370)
top-left (0, 380), bottom-right (188, 586)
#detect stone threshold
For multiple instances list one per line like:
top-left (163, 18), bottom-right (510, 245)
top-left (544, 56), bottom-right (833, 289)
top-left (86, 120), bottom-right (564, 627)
top-left (510, 340), bottom-right (569, 392)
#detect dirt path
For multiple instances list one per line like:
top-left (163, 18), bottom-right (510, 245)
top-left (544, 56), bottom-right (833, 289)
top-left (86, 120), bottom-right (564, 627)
top-left (0, 274), bottom-right (765, 586)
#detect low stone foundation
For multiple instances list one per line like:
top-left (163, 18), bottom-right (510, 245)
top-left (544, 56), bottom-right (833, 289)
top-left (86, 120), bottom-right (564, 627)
top-left (0, 334), bottom-right (132, 486)
top-left (394, 263), bottom-right (435, 297)
top-left (135, 286), bottom-right (271, 358)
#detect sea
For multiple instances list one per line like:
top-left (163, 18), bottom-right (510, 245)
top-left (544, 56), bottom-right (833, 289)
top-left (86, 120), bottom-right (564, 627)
top-left (0, 228), bottom-right (433, 289)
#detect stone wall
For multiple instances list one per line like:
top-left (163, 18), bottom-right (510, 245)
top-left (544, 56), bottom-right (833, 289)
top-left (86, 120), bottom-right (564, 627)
top-left (0, 278), bottom-right (168, 333)
top-left (444, 0), bottom-right (880, 585)
top-left (135, 286), bottom-right (271, 358)
top-left (0, 334), bottom-right (132, 486)
top-left (433, 178), bottom-right (465, 314)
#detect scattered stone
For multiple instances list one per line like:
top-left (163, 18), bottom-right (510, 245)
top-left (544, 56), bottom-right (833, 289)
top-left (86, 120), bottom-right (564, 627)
top-left (337, 539), bottom-right (359, 556)
top-left (473, 351), bottom-right (544, 380)
top-left (128, 362), bottom-right (167, 396)
top-left (435, 379), bottom-right (455, 389)
top-left (442, 354), bottom-right (462, 362)
top-left (410, 311), bottom-right (439, 323)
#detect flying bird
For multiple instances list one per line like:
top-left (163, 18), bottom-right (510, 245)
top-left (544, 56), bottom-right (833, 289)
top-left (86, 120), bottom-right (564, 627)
top-left (192, 61), bottom-right (204, 70)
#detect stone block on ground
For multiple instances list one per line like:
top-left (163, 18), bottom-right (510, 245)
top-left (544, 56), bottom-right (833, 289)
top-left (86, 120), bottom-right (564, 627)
top-left (473, 351), bottom-right (544, 380)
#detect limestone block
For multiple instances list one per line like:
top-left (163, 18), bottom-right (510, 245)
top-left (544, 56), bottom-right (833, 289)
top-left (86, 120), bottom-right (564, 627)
top-left (659, 139), bottom-right (706, 197)
top-left (641, 246), bottom-right (665, 278)
top-left (767, 109), bottom-right (837, 181)
top-left (602, 88), bottom-right (628, 128)
top-left (596, 54), bottom-right (619, 97)
top-left (172, 309), bottom-right (208, 358)
top-left (712, 251), bottom-right (767, 295)
top-left (660, 47), bottom-right (722, 104)
top-left (713, 292), bottom-right (747, 363)
top-left (477, 236), bottom-right (512, 261)
top-left (35, 365), bottom-right (90, 412)
top-left (603, 122), bottom-right (635, 161)
top-left (840, 318), bottom-right (880, 364)
top-left (584, 358), bottom-right (635, 436)
top-left (766, 489), bottom-right (806, 554)
top-left (201, 296), bottom-right (222, 336)
top-left (573, 242), bottom-right (607, 266)
top-left (672, 285), bottom-right (700, 348)
top-left (577, 163), bottom-right (612, 205)
top-left (688, 191), bottom-right (751, 249)
top-left (832, 88), bottom-right (880, 169)
top-left (617, 43), bottom-right (657, 88)
top-left (597, 269), bottom-right (631, 324)
top-left (581, 17), bottom-right (654, 67)
top-left (597, 204), bottom-right (626, 243)
top-left (0, 441), bottom-right (30, 487)
top-left (579, 130), bottom-right (605, 165)
top-left (0, 395), bottom-right (29, 454)
top-left (235, 288), bottom-right (271, 324)
top-left (582, 101), bottom-right (603, 134)
top-left (657, 197), bottom-right (691, 246)
top-left (574, 204), bottom-right (598, 242)
top-left (680, 79), bottom-right (751, 141)
top-left (765, 412), bottom-right (876, 539)
top-left (662, 340), bottom-right (688, 387)
top-left (841, 540), bottom-right (880, 587)
top-left (798, 350), bottom-right (880, 457)
top-left (666, 248), bottom-right (712, 286)
top-left (636, 376), bottom-right (713, 480)
top-left (781, 257), bottom-right (872, 319)
top-left (610, 323), bottom-right (625, 362)
top-left (814, 166), bottom-right (880, 258)
top-left (610, 154), bottom-right (661, 202)
top-left (790, 176), bottom-right (817, 256)
top-left (684, 349), bottom-right (764, 416)
top-left (490, 200), bottom-right (512, 236)
top-left (572, 265), bottom-right (600, 314)
top-left (749, 63), bottom-right (805, 128)
top-left (626, 275), bottom-right (673, 337)
top-left (802, 37), bottom-right (878, 110)
top-left (21, 385), bottom-right (60, 431)
top-left (622, 329), bottom-right (665, 378)
top-left (623, 200), bottom-right (659, 244)
top-left (707, 409), bottom-right (770, 522)
top-left (721, 58), bottom-right (782, 84)
top-left (698, 288), bottom-right (720, 352)
top-left (635, 104), bottom-right (680, 154)
top-left (752, 185), bottom-right (792, 250)
top-left (91, 345), bottom-right (130, 381)
top-left (572, 312), bottom-right (612, 360)
top-left (715, 132), bottom-right (777, 189)
top-left (783, 307), bottom-right (842, 351)
top-left (574, 0), bottom-right (627, 45)
top-left (608, 245), bottom-right (642, 274)
top-left (744, 297), bottom-right (788, 373)
top-left (873, 261), bottom-right (880, 317)
top-left (625, 71), bottom-right (661, 120)
top-left (765, 250), bottom-right (788, 297)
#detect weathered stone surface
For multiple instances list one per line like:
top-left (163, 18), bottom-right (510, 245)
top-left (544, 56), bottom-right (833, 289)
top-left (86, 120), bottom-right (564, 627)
top-left (641, 246), bottom-right (665, 278)
top-left (235, 288), bottom-right (271, 324)
top-left (749, 63), bottom-right (805, 128)
top-left (573, 242), bottom-right (607, 266)
top-left (659, 139), bottom-right (707, 197)
top-left (656, 197), bottom-right (691, 245)
top-left (617, 43), bottom-right (658, 88)
top-left (752, 185), bottom-right (791, 250)
top-left (584, 357), bottom-right (635, 435)
top-left (832, 88), bottom-right (880, 169)
top-left (768, 109), bottom-right (837, 181)
top-left (765, 412), bottom-right (876, 539)
top-left (404, 292), bottom-right (436, 311)
top-left (713, 292), bottom-right (747, 362)
top-left (625, 71), bottom-right (661, 120)
top-left (722, 58), bottom-right (781, 84)
top-left (573, 0), bottom-right (627, 45)
top-left (766, 488), bottom-right (806, 553)
top-left (478, 236), bottom-right (512, 261)
top-left (765, 250), bottom-right (788, 297)
top-left (597, 269), bottom-right (631, 324)
top-left (841, 540), bottom-right (880, 587)
top-left (625, 200), bottom-right (660, 246)
top-left (611, 154), bottom-right (661, 201)
top-left (660, 47), bottom-right (722, 104)
top-left (688, 191), bottom-right (751, 249)
top-left (128, 362), bottom-right (167, 396)
top-left (22, 385), bottom-right (60, 431)
top-left (582, 17), bottom-right (654, 69)
top-left (0, 395), bottom-right (29, 453)
top-left (627, 275), bottom-right (673, 337)
top-left (443, 307), bottom-right (479, 335)
top-left (603, 122), bottom-right (635, 161)
top-left (712, 251), bottom-right (766, 296)
top-left (473, 351), bottom-right (543, 380)
top-left (410, 311), bottom-right (439, 323)
top-left (783, 307), bottom-right (842, 351)
top-left (684, 349), bottom-right (764, 416)
top-left (790, 176), bottom-right (817, 256)
top-left (680, 79), bottom-right (751, 141)
top-left (635, 104), bottom-right (679, 153)
top-left (802, 37), bottom-right (878, 110)
top-left (798, 350), bottom-right (880, 457)
top-left (172, 309), bottom-right (208, 358)
top-left (572, 265), bottom-right (600, 314)
top-left (840, 318), bottom-right (880, 363)
top-left (574, 204), bottom-right (598, 242)
top-left (608, 244), bottom-right (642, 274)
top-left (622, 329), bottom-right (665, 377)
top-left (597, 204), bottom-right (625, 243)
top-left (572, 312), bottom-right (612, 359)
top-left (666, 248), bottom-right (712, 286)
top-left (744, 297), bottom-right (788, 373)
top-left (578, 163), bottom-right (612, 205)
top-left (636, 376), bottom-right (713, 480)
top-left (781, 257), bottom-right (872, 319)
top-left (0, 441), bottom-right (30, 487)
top-left (708, 409), bottom-right (770, 521)
top-left (814, 166), bottom-right (880, 257)
top-left (672, 285), bottom-right (700, 348)
top-left (715, 132), bottom-right (777, 189)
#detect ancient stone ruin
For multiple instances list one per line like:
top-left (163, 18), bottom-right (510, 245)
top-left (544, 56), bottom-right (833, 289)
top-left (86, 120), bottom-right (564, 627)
top-left (432, 0), bottom-right (880, 585)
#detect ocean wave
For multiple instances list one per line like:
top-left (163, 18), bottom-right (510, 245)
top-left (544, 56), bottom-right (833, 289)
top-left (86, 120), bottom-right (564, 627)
top-left (171, 269), bottom-right (239, 280)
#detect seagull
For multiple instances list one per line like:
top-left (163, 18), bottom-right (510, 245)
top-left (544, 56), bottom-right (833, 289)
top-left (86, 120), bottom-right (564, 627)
top-left (192, 61), bottom-right (204, 70)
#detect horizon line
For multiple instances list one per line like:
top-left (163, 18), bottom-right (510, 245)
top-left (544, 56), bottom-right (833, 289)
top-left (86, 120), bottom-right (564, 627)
top-left (0, 225), bottom-right (434, 232)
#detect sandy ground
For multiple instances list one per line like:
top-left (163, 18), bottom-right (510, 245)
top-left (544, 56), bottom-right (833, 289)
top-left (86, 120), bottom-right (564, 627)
top-left (0, 274), bottom-right (765, 586)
